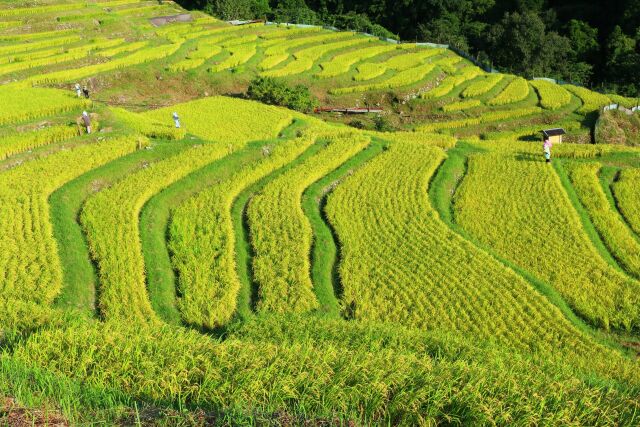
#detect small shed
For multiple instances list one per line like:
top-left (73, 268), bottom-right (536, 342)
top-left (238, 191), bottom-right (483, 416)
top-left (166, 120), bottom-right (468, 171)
top-left (541, 128), bottom-right (566, 144)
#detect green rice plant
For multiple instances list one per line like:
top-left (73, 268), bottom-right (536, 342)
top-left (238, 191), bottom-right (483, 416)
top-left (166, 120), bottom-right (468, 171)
top-left (325, 140), bottom-right (605, 352)
top-left (24, 43), bottom-right (182, 85)
top-left (0, 38), bottom-right (123, 76)
top-left (247, 132), bottom-right (370, 313)
top-left (330, 62), bottom-right (437, 94)
top-left (80, 142), bottom-right (230, 322)
top-left (530, 80), bottom-right (572, 110)
top-left (96, 40), bottom-right (148, 58)
top-left (366, 130), bottom-right (457, 149)
top-left (0, 86), bottom-right (89, 125)
top-left (167, 57), bottom-right (206, 72)
top-left (0, 3), bottom-right (80, 17)
top-left (0, 125), bottom-right (78, 159)
top-left (208, 43), bottom-right (257, 73)
top-left (0, 28), bottom-right (76, 42)
top-left (263, 37), bottom-right (371, 78)
top-left (143, 96), bottom-right (294, 146)
top-left (455, 149), bottom-right (640, 330)
top-left (613, 168), bottom-right (640, 237)
top-left (261, 56), bottom-right (314, 77)
top-left (110, 107), bottom-right (185, 139)
top-left (0, 135), bottom-right (143, 325)
top-left (434, 55), bottom-right (463, 73)
top-left (442, 99), bottom-right (482, 112)
top-left (0, 35), bottom-right (82, 56)
top-left (607, 94), bottom-right (639, 108)
top-left (0, 37), bottom-right (118, 64)
top-left (382, 47), bottom-right (444, 71)
top-left (112, 4), bottom-right (165, 16)
top-left (0, 20), bottom-right (21, 29)
top-left (564, 84), bottom-right (611, 114)
top-left (567, 162), bottom-right (640, 278)
top-left (12, 319), bottom-right (640, 425)
top-left (258, 53), bottom-right (289, 70)
top-left (461, 74), bottom-right (503, 98)
top-left (316, 44), bottom-right (396, 78)
top-left (421, 66), bottom-right (483, 99)
top-left (354, 48), bottom-right (444, 82)
top-left (487, 77), bottom-right (530, 106)
top-left (470, 139), bottom-right (640, 159)
top-left (417, 107), bottom-right (542, 131)
top-left (353, 62), bottom-right (387, 81)
top-left (169, 132), bottom-right (317, 329)
top-left (220, 34), bottom-right (258, 47)
top-left (481, 120), bottom-right (582, 141)
top-left (263, 31), bottom-right (353, 56)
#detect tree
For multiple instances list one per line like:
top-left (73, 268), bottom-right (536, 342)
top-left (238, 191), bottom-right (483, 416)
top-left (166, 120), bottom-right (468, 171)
top-left (487, 11), bottom-right (546, 77)
top-left (273, 0), bottom-right (318, 24)
top-left (247, 76), bottom-right (318, 112)
top-left (567, 19), bottom-right (598, 59)
top-left (418, 14), bottom-right (470, 50)
top-left (204, 0), bottom-right (269, 20)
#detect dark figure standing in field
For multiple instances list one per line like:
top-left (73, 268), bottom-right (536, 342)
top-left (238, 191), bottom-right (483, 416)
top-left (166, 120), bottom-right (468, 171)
top-left (82, 85), bottom-right (90, 99)
top-left (543, 138), bottom-right (552, 163)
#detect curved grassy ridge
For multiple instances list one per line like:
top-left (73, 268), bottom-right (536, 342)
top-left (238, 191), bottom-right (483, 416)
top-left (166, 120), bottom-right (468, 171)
top-left (0, 124), bottom-right (78, 160)
top-left (247, 132), bottom-right (370, 314)
top-left (167, 128), bottom-right (317, 329)
top-left (0, 134), bottom-right (144, 330)
top-left (80, 141), bottom-right (232, 323)
top-left (142, 96), bottom-right (294, 145)
top-left (262, 37), bottom-right (373, 78)
top-left (530, 79), bottom-right (572, 110)
top-left (2, 2), bottom-right (640, 422)
top-left (487, 76), bottom-right (530, 106)
top-left (8, 316), bottom-right (640, 426)
top-left (51, 140), bottom-right (191, 317)
top-left (461, 73), bottom-right (504, 98)
top-left (315, 44), bottom-right (397, 78)
top-left (417, 106), bottom-right (543, 132)
top-left (421, 66), bottom-right (484, 99)
top-left (324, 140), bottom-right (601, 354)
top-left (613, 168), bottom-right (640, 237)
top-left (566, 162), bottom-right (640, 279)
top-left (0, 86), bottom-right (89, 125)
top-left (454, 145), bottom-right (640, 331)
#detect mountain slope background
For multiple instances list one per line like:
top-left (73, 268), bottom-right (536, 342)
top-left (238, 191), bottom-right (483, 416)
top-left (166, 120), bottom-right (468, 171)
top-left (177, 0), bottom-right (640, 96)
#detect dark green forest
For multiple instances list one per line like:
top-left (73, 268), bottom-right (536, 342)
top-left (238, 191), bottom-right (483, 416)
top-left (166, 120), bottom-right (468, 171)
top-left (175, 0), bottom-right (640, 96)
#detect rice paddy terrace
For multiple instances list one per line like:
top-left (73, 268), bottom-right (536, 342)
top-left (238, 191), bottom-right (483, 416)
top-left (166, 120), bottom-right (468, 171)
top-left (1, 0), bottom-right (640, 425)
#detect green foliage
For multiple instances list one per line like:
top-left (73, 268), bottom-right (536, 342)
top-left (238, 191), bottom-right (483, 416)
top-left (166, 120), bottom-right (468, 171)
top-left (204, 0), bottom-right (270, 20)
top-left (247, 76), bottom-right (318, 112)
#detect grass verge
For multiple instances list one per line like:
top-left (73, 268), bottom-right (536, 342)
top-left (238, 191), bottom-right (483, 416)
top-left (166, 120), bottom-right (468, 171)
top-left (301, 137), bottom-right (386, 317)
top-left (50, 140), bottom-right (188, 316)
top-left (429, 143), bottom-right (632, 356)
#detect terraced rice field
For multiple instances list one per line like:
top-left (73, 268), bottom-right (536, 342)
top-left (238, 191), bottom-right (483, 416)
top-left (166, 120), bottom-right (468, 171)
top-left (1, 0), bottom-right (639, 425)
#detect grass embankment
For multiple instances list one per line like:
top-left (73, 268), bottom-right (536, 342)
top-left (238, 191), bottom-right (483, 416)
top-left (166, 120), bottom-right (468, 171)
top-left (51, 141), bottom-right (189, 316)
top-left (429, 142), bottom-right (631, 355)
top-left (231, 141), bottom-right (326, 319)
top-left (141, 122), bottom-right (306, 325)
top-left (552, 159), bottom-right (623, 272)
top-left (301, 138), bottom-right (387, 317)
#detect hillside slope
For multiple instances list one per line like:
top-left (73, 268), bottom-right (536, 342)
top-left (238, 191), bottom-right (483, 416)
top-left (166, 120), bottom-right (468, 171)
top-left (0, 1), bottom-right (639, 425)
